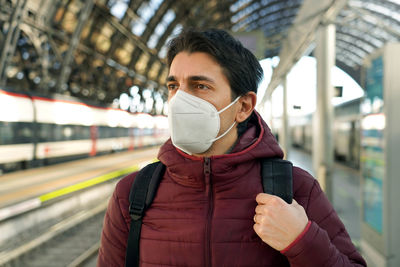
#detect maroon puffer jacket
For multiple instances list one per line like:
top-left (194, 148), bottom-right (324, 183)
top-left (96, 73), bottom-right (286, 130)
top-left (98, 111), bottom-right (367, 267)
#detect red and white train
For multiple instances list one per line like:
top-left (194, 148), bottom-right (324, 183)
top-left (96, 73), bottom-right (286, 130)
top-left (0, 88), bottom-right (169, 173)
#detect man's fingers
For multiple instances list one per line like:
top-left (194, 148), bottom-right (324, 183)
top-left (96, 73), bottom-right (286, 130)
top-left (256, 193), bottom-right (274, 204)
top-left (255, 204), bottom-right (272, 215)
top-left (254, 214), bottom-right (265, 224)
top-left (256, 193), bottom-right (285, 206)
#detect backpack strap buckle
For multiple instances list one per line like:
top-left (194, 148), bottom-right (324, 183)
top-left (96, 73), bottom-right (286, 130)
top-left (129, 186), bottom-right (148, 221)
top-left (129, 200), bottom-right (145, 221)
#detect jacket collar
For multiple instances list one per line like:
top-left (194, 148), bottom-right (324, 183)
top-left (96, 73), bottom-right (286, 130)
top-left (157, 111), bottom-right (283, 188)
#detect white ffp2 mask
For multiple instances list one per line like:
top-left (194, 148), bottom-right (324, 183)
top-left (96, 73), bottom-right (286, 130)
top-left (168, 90), bottom-right (240, 155)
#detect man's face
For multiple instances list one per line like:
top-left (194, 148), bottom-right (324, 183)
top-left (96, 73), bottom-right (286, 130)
top-left (166, 51), bottom-right (238, 139)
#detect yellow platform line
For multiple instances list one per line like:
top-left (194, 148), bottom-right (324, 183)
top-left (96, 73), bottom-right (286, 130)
top-left (0, 159), bottom-right (159, 221)
top-left (39, 164), bottom-right (139, 203)
top-left (39, 159), bottom-right (158, 203)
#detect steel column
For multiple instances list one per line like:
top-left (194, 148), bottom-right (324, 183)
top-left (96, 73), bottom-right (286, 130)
top-left (313, 23), bottom-right (335, 202)
top-left (281, 76), bottom-right (290, 160)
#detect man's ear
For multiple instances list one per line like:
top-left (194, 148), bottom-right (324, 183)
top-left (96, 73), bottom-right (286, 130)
top-left (236, 92), bottom-right (257, 123)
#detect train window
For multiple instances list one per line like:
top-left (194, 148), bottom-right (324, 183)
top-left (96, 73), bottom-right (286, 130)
top-left (59, 125), bottom-right (90, 141)
top-left (72, 125), bottom-right (82, 140)
top-left (98, 126), bottom-right (104, 139)
top-left (116, 127), bottom-right (121, 137)
top-left (102, 126), bottom-right (107, 139)
top-left (119, 127), bottom-right (128, 137)
top-left (110, 127), bottom-right (118, 138)
top-left (124, 127), bottom-right (130, 137)
top-left (118, 127), bottom-right (125, 137)
top-left (54, 124), bottom-right (64, 142)
top-left (0, 121), bottom-right (13, 145)
top-left (107, 127), bottom-right (113, 138)
top-left (14, 122), bottom-right (34, 143)
top-left (143, 128), bottom-right (153, 136)
top-left (39, 123), bottom-right (53, 142)
top-left (82, 126), bottom-right (90, 139)
top-left (63, 126), bottom-right (73, 140)
top-left (132, 128), bottom-right (140, 136)
top-left (73, 125), bottom-right (81, 140)
top-left (98, 126), bottom-right (109, 139)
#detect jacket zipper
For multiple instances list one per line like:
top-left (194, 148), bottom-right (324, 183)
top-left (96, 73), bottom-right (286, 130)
top-left (204, 157), bottom-right (213, 267)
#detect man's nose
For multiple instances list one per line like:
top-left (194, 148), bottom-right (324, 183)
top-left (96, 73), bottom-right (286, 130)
top-left (178, 82), bottom-right (190, 93)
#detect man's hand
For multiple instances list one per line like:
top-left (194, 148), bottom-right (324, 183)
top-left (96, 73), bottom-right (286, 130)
top-left (253, 193), bottom-right (309, 251)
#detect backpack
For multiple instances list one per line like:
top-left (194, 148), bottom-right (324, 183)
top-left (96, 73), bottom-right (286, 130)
top-left (125, 158), bottom-right (293, 267)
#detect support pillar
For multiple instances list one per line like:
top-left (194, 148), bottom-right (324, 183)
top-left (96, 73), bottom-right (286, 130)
top-left (281, 76), bottom-right (290, 159)
top-left (313, 23), bottom-right (335, 202)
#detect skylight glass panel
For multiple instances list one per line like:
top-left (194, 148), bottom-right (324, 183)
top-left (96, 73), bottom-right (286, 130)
top-left (131, 0), bottom-right (164, 37)
top-left (147, 10), bottom-right (175, 49)
top-left (230, 0), bottom-right (252, 13)
top-left (137, 0), bottom-right (164, 24)
top-left (109, 0), bottom-right (128, 20)
top-left (132, 22), bottom-right (146, 36)
top-left (163, 9), bottom-right (176, 25)
top-left (158, 24), bottom-right (182, 58)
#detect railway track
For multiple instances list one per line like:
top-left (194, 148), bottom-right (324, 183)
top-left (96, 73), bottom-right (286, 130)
top-left (0, 201), bottom-right (107, 267)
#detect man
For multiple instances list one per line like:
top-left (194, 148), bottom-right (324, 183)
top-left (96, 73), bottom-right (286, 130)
top-left (98, 28), bottom-right (367, 266)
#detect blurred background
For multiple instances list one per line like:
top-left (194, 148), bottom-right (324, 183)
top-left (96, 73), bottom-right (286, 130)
top-left (0, 0), bottom-right (399, 266)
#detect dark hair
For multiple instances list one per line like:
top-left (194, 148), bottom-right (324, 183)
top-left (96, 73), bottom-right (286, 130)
top-left (167, 28), bottom-right (263, 99)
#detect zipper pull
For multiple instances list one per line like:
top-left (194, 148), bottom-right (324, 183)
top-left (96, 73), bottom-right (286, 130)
top-left (204, 157), bottom-right (211, 176)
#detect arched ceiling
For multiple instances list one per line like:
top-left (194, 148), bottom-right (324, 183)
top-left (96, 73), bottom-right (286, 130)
top-left (335, 0), bottom-right (400, 85)
top-left (0, 0), bottom-right (399, 112)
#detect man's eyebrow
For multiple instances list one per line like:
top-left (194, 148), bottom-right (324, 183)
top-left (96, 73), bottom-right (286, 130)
top-left (166, 75), bottom-right (216, 84)
top-left (166, 76), bottom-right (176, 82)
top-left (188, 75), bottom-right (215, 84)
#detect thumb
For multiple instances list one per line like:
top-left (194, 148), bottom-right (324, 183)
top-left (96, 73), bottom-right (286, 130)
top-left (291, 198), bottom-right (300, 206)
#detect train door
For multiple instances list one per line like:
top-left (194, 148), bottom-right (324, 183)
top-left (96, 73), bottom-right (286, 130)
top-left (90, 125), bottom-right (98, 156)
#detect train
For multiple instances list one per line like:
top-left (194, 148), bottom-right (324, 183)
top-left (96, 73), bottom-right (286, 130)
top-left (0, 88), bottom-right (169, 174)
top-left (287, 97), bottom-right (362, 169)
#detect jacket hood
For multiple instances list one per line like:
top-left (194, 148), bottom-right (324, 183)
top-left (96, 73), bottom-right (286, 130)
top-left (157, 110), bottom-right (283, 188)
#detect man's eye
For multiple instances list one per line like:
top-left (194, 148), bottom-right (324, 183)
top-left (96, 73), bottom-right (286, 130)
top-left (196, 84), bottom-right (209, 90)
top-left (167, 84), bottom-right (178, 90)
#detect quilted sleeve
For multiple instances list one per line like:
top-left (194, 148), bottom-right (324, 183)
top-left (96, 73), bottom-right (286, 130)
top-left (283, 175), bottom-right (367, 267)
top-left (97, 173), bottom-right (136, 267)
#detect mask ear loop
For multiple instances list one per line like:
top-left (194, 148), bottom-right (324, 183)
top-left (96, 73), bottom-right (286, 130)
top-left (209, 120), bottom-right (237, 143)
top-left (217, 96), bottom-right (241, 114)
top-left (208, 96), bottom-right (241, 143)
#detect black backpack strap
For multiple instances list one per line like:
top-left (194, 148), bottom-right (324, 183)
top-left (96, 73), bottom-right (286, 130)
top-left (125, 161), bottom-right (165, 267)
top-left (260, 158), bottom-right (293, 204)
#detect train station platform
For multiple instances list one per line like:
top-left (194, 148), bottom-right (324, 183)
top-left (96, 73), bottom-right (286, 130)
top-left (0, 147), bottom-right (160, 265)
top-left (0, 147), bottom-right (159, 220)
top-left (288, 148), bottom-right (362, 245)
